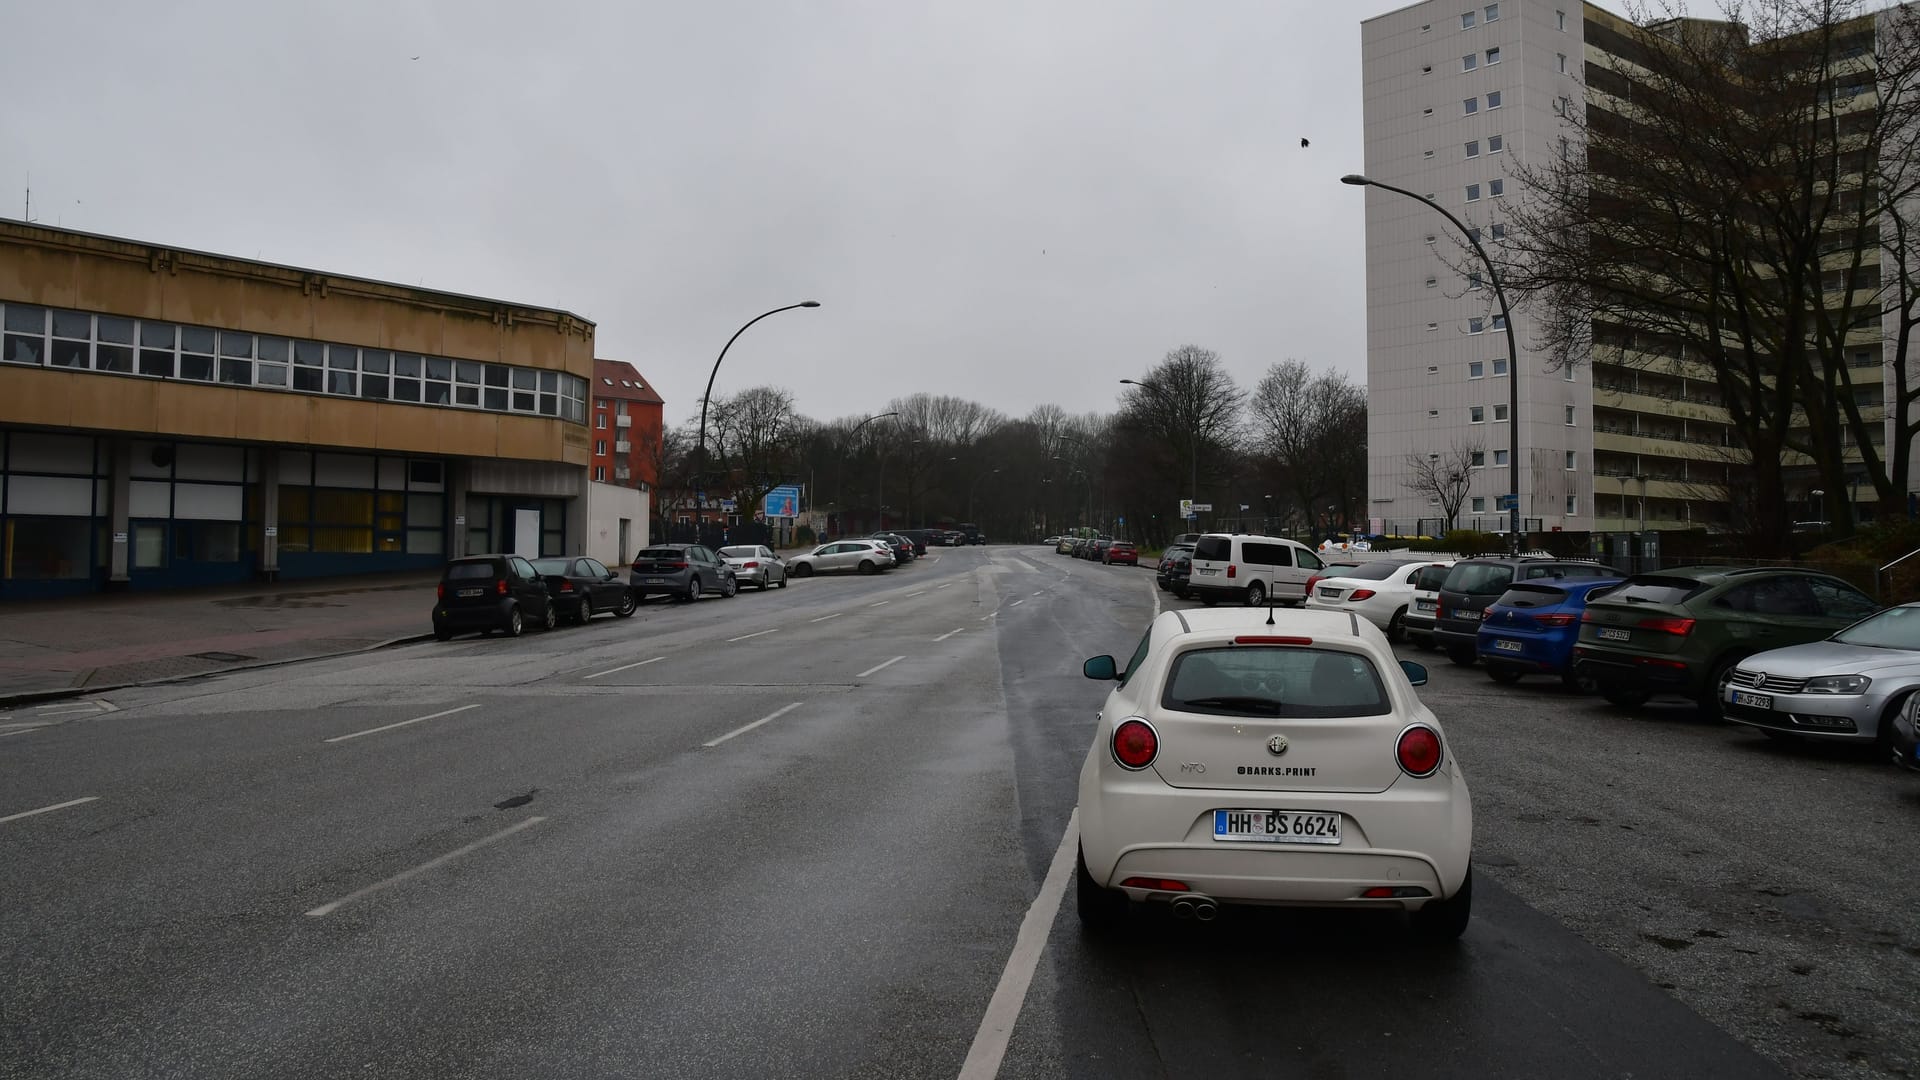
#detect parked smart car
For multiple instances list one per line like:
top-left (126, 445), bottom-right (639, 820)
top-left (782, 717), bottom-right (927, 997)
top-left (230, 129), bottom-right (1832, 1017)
top-left (718, 545), bottom-right (788, 591)
top-left (1433, 557), bottom-right (1618, 667)
top-left (531, 556), bottom-right (638, 624)
top-left (1718, 600), bottom-right (1920, 749)
top-left (788, 539), bottom-right (894, 576)
top-left (1186, 533), bottom-right (1327, 607)
top-left (1075, 607), bottom-right (1472, 941)
top-left (433, 554), bottom-right (558, 639)
top-left (1573, 566), bottom-right (1878, 714)
top-left (1475, 577), bottom-right (1624, 690)
top-left (1303, 560), bottom-right (1440, 642)
top-left (629, 543), bottom-right (737, 603)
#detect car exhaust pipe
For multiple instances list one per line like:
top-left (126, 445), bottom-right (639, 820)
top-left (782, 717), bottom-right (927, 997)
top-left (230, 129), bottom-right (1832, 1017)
top-left (1192, 899), bottom-right (1219, 922)
top-left (1170, 898), bottom-right (1196, 919)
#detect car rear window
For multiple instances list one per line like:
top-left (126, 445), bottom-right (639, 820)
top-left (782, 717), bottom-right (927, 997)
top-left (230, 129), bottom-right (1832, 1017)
top-left (1112, 542), bottom-right (1135, 550)
top-left (636, 547), bottom-right (684, 561)
top-left (445, 561), bottom-right (496, 581)
top-left (1606, 577), bottom-right (1704, 605)
top-left (1193, 536), bottom-right (1230, 561)
top-left (1162, 646), bottom-right (1389, 718)
top-left (1331, 561), bottom-right (1410, 581)
top-left (530, 558), bottom-right (571, 574)
top-left (1444, 562), bottom-right (1514, 594)
top-left (719, 547), bottom-right (756, 557)
top-left (1493, 583), bottom-right (1566, 608)
top-left (1415, 565), bottom-right (1451, 591)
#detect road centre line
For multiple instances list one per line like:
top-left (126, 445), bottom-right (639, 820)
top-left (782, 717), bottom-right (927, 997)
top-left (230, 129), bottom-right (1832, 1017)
top-left (324, 704), bottom-right (480, 744)
top-left (304, 816), bottom-right (547, 917)
top-left (727, 628), bottom-right (780, 642)
top-left (810, 613), bottom-right (842, 622)
top-left (907, 590), bottom-right (927, 597)
top-left (957, 808), bottom-right (1079, 1080)
top-left (583, 656), bottom-right (665, 680)
top-left (938, 583), bottom-right (954, 589)
top-left (703, 702), bottom-right (805, 748)
top-left (34, 705), bottom-right (102, 716)
top-left (857, 656), bottom-right (905, 678)
top-left (0, 728), bottom-right (39, 738)
top-left (1032, 591), bottom-right (1044, 596)
top-left (869, 600), bottom-right (891, 608)
top-left (0, 796), bottom-right (101, 826)
top-left (1010, 599), bottom-right (1025, 607)
top-left (933, 628), bottom-right (965, 642)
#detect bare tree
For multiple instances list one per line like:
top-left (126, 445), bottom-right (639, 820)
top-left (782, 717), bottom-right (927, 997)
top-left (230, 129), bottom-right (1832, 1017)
top-left (1248, 360), bottom-right (1367, 534)
top-left (708, 386), bottom-right (801, 518)
top-left (1120, 345), bottom-right (1245, 526)
top-left (1403, 444), bottom-right (1481, 533)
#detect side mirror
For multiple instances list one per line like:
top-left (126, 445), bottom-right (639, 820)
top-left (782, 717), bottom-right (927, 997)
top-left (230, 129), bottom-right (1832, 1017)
top-left (1083, 655), bottom-right (1118, 681)
top-left (1399, 660), bottom-right (1429, 687)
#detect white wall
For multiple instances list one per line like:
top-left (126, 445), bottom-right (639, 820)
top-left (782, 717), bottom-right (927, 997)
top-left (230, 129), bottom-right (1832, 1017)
top-left (584, 481), bottom-right (648, 566)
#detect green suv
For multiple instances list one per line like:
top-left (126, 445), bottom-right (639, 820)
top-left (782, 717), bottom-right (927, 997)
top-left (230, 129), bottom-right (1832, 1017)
top-left (1572, 566), bottom-right (1879, 713)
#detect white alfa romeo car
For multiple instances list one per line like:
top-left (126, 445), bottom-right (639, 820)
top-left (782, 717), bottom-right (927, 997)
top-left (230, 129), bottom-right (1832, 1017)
top-left (1075, 607), bottom-right (1474, 940)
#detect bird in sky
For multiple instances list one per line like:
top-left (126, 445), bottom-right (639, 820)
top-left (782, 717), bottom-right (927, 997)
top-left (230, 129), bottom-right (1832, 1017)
top-left (1300, 138), bottom-right (1310, 147)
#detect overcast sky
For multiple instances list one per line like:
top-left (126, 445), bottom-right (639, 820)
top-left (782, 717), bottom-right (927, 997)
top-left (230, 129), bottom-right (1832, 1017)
top-left (3, 0), bottom-right (1608, 428)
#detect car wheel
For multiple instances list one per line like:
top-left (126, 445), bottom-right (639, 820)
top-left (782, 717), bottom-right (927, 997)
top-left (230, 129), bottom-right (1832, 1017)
top-left (1074, 846), bottom-right (1128, 933)
top-left (1874, 691), bottom-right (1914, 756)
top-left (795, 563), bottom-right (813, 578)
top-left (777, 574), bottom-right (788, 588)
top-left (504, 607), bottom-right (524, 637)
top-left (859, 560), bottom-right (876, 575)
top-left (758, 579), bottom-right (769, 591)
top-left (1487, 666), bottom-right (1523, 685)
top-left (1412, 636), bottom-right (1435, 652)
top-left (1699, 657), bottom-right (1739, 721)
top-left (1409, 867), bottom-right (1473, 943)
top-left (1387, 608), bottom-right (1407, 643)
top-left (575, 600), bottom-right (593, 625)
top-left (1245, 582), bottom-right (1268, 607)
top-left (540, 603), bottom-right (557, 631)
top-left (1561, 669), bottom-right (1598, 694)
top-left (683, 579), bottom-right (702, 603)
top-left (1201, 595), bottom-right (1218, 607)
top-left (433, 626), bottom-right (452, 642)
top-left (720, 576), bottom-right (737, 598)
top-left (1446, 645), bottom-right (1476, 667)
top-left (614, 591), bottom-right (637, 618)
top-left (1600, 682), bottom-right (1651, 708)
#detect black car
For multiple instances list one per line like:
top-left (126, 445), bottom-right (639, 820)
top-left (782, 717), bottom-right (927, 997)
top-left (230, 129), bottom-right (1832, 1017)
top-left (1084, 539), bottom-right (1113, 561)
top-left (1433, 557), bottom-right (1619, 666)
top-left (433, 554), bottom-right (557, 640)
top-left (869, 533), bottom-right (915, 562)
top-left (1164, 551), bottom-right (1194, 598)
top-left (630, 544), bottom-right (737, 603)
top-left (531, 556), bottom-right (636, 624)
top-left (1157, 543), bottom-right (1195, 591)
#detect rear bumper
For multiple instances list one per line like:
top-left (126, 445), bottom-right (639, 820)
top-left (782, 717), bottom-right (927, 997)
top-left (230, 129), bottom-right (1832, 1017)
top-left (630, 571), bottom-right (693, 593)
top-left (433, 600), bottom-right (515, 629)
top-left (1186, 582), bottom-right (1247, 603)
top-left (1432, 625), bottom-right (1480, 650)
top-left (1572, 649), bottom-right (1700, 694)
top-left (1475, 632), bottom-right (1576, 675)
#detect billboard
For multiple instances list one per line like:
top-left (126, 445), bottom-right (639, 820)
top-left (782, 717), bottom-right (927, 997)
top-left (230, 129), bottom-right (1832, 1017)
top-left (764, 485), bottom-right (801, 518)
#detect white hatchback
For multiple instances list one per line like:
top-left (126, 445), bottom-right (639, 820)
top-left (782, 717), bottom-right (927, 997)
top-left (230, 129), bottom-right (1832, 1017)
top-left (1075, 607), bottom-right (1474, 940)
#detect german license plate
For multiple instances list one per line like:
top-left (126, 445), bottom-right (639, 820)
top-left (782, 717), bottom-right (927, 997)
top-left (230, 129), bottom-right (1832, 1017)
top-left (1731, 690), bottom-right (1774, 709)
top-left (1318, 587), bottom-right (1341, 598)
top-left (1416, 599), bottom-right (1437, 611)
top-left (1494, 639), bottom-right (1524, 653)
top-left (1598, 627), bottom-right (1631, 642)
top-left (647, 578), bottom-right (665, 584)
top-left (1212, 809), bottom-right (1342, 845)
top-left (457, 588), bottom-right (483, 597)
top-left (1198, 568), bottom-right (1218, 576)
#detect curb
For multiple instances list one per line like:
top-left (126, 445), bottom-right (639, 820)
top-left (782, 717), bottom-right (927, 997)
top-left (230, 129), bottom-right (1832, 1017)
top-left (0, 633), bottom-right (437, 710)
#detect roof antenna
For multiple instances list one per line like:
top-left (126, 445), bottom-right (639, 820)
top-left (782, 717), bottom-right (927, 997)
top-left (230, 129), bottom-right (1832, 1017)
top-left (1266, 583), bottom-right (1277, 626)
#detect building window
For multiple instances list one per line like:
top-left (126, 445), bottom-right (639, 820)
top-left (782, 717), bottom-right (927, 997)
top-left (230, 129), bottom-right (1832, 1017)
top-left (594, 466), bottom-right (607, 482)
top-left (1466, 184), bottom-right (1482, 201)
top-left (1471, 451), bottom-right (1486, 468)
top-left (1424, 149), bottom-right (1436, 158)
top-left (1465, 140), bottom-right (1480, 158)
top-left (1471, 497), bottom-right (1486, 512)
top-left (1488, 135), bottom-right (1504, 154)
top-left (1491, 222), bottom-right (1507, 240)
top-left (1492, 358), bottom-right (1508, 376)
top-left (1494, 404), bottom-right (1509, 421)
top-left (1464, 53), bottom-right (1478, 71)
top-left (1461, 10), bottom-right (1477, 28)
top-left (1469, 361), bottom-right (1485, 378)
top-left (1566, 495), bottom-right (1578, 515)
top-left (1424, 107), bottom-right (1435, 117)
top-left (1492, 313), bottom-right (1508, 330)
top-left (1464, 97), bottom-right (1479, 114)
top-left (1427, 322), bottom-right (1440, 331)
top-left (1565, 405), bottom-right (1577, 425)
top-left (1485, 3), bottom-right (1499, 20)
top-left (1566, 451), bottom-right (1577, 470)
top-left (1487, 90), bottom-right (1503, 109)
top-left (596, 414), bottom-right (607, 428)
top-left (1489, 178), bottom-right (1505, 197)
top-left (1468, 227), bottom-right (1482, 243)
top-left (1557, 9), bottom-right (1567, 31)
top-left (1558, 52), bottom-right (1568, 74)
top-left (1494, 449), bottom-right (1509, 465)
top-left (1565, 365), bottom-right (1577, 382)
top-left (1471, 406), bottom-right (1486, 423)
top-left (1486, 47), bottom-right (1501, 65)
top-left (1469, 317), bottom-right (1486, 334)
top-left (1469, 272), bottom-right (1484, 290)
top-left (595, 440), bottom-right (607, 455)
top-left (596, 398), bottom-right (608, 410)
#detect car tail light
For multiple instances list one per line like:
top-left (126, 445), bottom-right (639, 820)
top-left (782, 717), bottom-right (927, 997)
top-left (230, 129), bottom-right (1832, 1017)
top-left (436, 583), bottom-right (445, 600)
top-left (1537, 613), bottom-right (1577, 627)
top-left (1305, 575), bottom-right (1322, 593)
top-left (1637, 616), bottom-right (1696, 636)
top-left (1581, 609), bottom-right (1598, 622)
top-left (1111, 718), bottom-right (1159, 770)
top-left (671, 561), bottom-right (690, 570)
top-left (1396, 725), bottom-right (1443, 777)
top-left (558, 579), bottom-right (574, 592)
top-left (1361, 885), bottom-right (1433, 898)
top-left (1479, 608), bottom-right (1493, 620)
top-left (1227, 564), bottom-right (1238, 579)
top-left (1120, 876), bottom-right (1190, 892)
top-left (1436, 601), bottom-right (1447, 620)
top-left (495, 579), bottom-right (508, 595)
top-left (1234, 635), bottom-right (1314, 645)
top-left (743, 561), bottom-right (759, 569)
top-left (1350, 589), bottom-right (1376, 601)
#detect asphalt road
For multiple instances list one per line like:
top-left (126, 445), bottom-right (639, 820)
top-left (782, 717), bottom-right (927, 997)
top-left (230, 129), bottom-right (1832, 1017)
top-left (1, 545), bottom-right (1912, 1079)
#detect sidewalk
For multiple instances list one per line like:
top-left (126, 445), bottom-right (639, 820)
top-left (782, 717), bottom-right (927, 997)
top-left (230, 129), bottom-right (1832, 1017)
top-left (0, 571), bottom-right (442, 705)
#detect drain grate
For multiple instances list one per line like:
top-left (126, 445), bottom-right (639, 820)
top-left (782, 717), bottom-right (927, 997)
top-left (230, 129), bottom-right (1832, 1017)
top-left (190, 651), bottom-right (254, 663)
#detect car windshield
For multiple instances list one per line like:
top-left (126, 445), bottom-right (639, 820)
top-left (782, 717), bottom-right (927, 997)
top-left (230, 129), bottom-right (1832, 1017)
top-left (1492, 584), bottom-right (1566, 608)
top-left (530, 558), bottom-right (571, 574)
top-left (719, 547), bottom-right (757, 558)
top-left (1327, 561), bottom-right (1410, 581)
top-left (1163, 646), bottom-right (1389, 718)
top-left (1831, 605), bottom-right (1920, 650)
top-left (1606, 578), bottom-right (1704, 606)
top-left (445, 562), bottom-right (495, 581)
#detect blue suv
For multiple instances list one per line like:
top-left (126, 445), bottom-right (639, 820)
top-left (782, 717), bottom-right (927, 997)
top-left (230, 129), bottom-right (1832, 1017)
top-left (1477, 577), bottom-right (1623, 691)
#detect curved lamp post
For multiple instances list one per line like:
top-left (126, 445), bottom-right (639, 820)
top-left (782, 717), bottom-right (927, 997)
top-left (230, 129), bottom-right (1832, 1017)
top-left (1343, 173), bottom-right (1520, 554)
top-left (1121, 377), bottom-right (1201, 529)
top-left (834, 411), bottom-right (897, 532)
top-left (693, 301), bottom-right (821, 481)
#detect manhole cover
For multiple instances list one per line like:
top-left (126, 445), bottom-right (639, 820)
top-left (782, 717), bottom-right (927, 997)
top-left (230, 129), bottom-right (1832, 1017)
top-left (190, 652), bottom-right (254, 663)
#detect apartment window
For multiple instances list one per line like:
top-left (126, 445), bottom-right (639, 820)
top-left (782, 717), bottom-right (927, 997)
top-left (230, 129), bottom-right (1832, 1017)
top-left (1565, 405), bottom-right (1577, 425)
top-left (1463, 53), bottom-right (1478, 71)
top-left (1424, 107), bottom-right (1435, 117)
top-left (1466, 183), bottom-right (1482, 201)
top-left (1426, 276), bottom-right (1438, 287)
top-left (1469, 361), bottom-right (1485, 378)
top-left (596, 414), bottom-right (607, 428)
top-left (1493, 404), bottom-right (1509, 421)
top-left (1487, 90), bottom-right (1503, 109)
top-left (1427, 322), bottom-right (1440, 331)
top-left (1469, 272), bottom-right (1484, 290)
top-left (1427, 364), bottom-right (1440, 373)
top-left (1469, 497), bottom-right (1487, 513)
top-left (596, 398), bottom-right (608, 410)
top-left (594, 466), bottom-right (607, 482)
top-left (1565, 451), bottom-right (1577, 470)
top-left (1492, 313), bottom-right (1508, 330)
top-left (1557, 9), bottom-right (1567, 31)
top-left (1461, 10), bottom-right (1477, 28)
top-left (1464, 97), bottom-right (1479, 114)
top-left (595, 440), bottom-right (606, 455)
top-left (1471, 406), bottom-right (1486, 423)
top-left (1465, 140), bottom-right (1480, 158)
top-left (1429, 453), bottom-right (1441, 461)
top-left (1491, 222), bottom-right (1507, 240)
top-left (1469, 317), bottom-right (1486, 334)
top-left (1485, 3), bottom-right (1500, 20)
top-left (1566, 495), bottom-right (1578, 515)
top-left (1424, 149), bottom-right (1436, 159)
top-left (1423, 64), bottom-right (1434, 74)
top-left (1486, 47), bottom-right (1501, 65)
top-left (1494, 449), bottom-right (1509, 465)
top-left (1488, 134), bottom-right (1504, 154)
top-left (1468, 227), bottom-right (1482, 243)
top-left (1492, 358), bottom-right (1508, 376)
top-left (1471, 451), bottom-right (1486, 468)
top-left (1558, 52), bottom-right (1568, 74)
top-left (1489, 178), bottom-right (1505, 197)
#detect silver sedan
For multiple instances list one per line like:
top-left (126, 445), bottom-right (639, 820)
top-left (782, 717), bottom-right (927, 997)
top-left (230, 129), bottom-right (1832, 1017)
top-left (1722, 602), bottom-right (1920, 751)
top-left (718, 545), bottom-right (788, 591)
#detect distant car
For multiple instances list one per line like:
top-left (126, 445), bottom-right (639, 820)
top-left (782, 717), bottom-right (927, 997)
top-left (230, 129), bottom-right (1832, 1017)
top-left (1087, 539), bottom-right (1114, 561)
top-left (1718, 601), bottom-right (1920, 750)
top-left (433, 554), bottom-right (558, 639)
top-left (719, 545), bottom-right (788, 591)
top-left (1433, 558), bottom-right (1619, 667)
top-left (1043, 535), bottom-right (1063, 547)
top-left (1401, 562), bottom-right (1457, 651)
top-left (1074, 607), bottom-right (1472, 941)
top-left (1164, 550), bottom-right (1194, 598)
top-left (1103, 541), bottom-right (1139, 566)
top-left (1574, 566), bottom-right (1879, 714)
top-left (1475, 577), bottom-right (1624, 690)
top-left (1303, 560), bottom-right (1436, 641)
top-left (630, 543), bottom-right (737, 603)
top-left (789, 539), bottom-right (894, 576)
top-left (1157, 543), bottom-right (1196, 590)
top-left (1057, 537), bottom-right (1077, 555)
top-left (869, 533), bottom-right (916, 562)
top-left (531, 556), bottom-right (638, 624)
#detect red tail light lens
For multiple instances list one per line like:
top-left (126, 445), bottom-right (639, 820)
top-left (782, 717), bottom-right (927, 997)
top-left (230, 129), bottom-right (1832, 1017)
top-left (1637, 616), bottom-right (1696, 636)
top-left (671, 561), bottom-right (690, 570)
top-left (1227, 564), bottom-right (1238, 579)
top-left (436, 583), bottom-right (445, 600)
top-left (495, 579), bottom-right (508, 595)
top-left (1119, 876), bottom-right (1190, 892)
top-left (1396, 725), bottom-right (1443, 777)
top-left (1580, 610), bottom-right (1598, 622)
top-left (559, 580), bottom-right (574, 592)
top-left (1111, 718), bottom-right (1159, 770)
top-left (1235, 635), bottom-right (1314, 645)
top-left (1305, 575), bottom-right (1322, 593)
top-left (1350, 589), bottom-right (1376, 601)
top-left (743, 561), bottom-right (759, 569)
top-left (1537, 613), bottom-right (1578, 627)
top-left (1479, 608), bottom-right (1493, 620)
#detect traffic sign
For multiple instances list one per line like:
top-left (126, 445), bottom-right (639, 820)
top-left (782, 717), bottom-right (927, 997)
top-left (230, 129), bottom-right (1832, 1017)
top-left (1496, 495), bottom-right (1518, 510)
top-left (1180, 500), bottom-right (1214, 515)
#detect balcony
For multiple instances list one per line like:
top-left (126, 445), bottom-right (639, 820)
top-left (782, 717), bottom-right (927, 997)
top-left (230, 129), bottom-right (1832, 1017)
top-left (616, 414), bottom-right (632, 428)
top-left (1593, 384), bottom-right (1729, 424)
top-left (613, 466), bottom-right (631, 481)
top-left (614, 441), bottom-right (632, 454)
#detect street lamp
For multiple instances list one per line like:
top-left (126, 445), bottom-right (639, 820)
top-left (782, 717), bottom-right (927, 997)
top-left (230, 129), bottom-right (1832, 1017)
top-left (693, 301), bottom-right (821, 482)
top-left (1054, 456), bottom-right (1094, 528)
top-left (839, 411), bottom-right (897, 532)
top-left (1343, 173), bottom-right (1521, 555)
top-left (1120, 378), bottom-right (1202, 529)
top-left (878, 437), bottom-right (921, 531)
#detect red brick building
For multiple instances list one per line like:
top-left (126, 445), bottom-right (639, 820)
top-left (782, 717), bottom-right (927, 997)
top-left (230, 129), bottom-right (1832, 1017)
top-left (590, 359), bottom-right (664, 489)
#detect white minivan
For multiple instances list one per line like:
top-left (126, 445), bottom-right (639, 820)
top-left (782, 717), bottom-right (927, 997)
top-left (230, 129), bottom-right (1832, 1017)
top-left (1186, 533), bottom-right (1325, 607)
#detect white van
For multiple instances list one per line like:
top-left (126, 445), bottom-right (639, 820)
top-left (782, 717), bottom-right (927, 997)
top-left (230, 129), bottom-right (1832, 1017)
top-left (1186, 533), bottom-right (1325, 606)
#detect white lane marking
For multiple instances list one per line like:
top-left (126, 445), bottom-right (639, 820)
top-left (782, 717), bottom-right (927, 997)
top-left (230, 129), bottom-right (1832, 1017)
top-left (869, 600), bottom-right (891, 608)
top-left (1009, 599), bottom-right (1025, 607)
top-left (305, 816), bottom-right (547, 917)
top-left (907, 590), bottom-right (927, 598)
top-left (810, 613), bottom-right (841, 623)
top-left (727, 628), bottom-right (780, 642)
top-left (0, 796), bottom-right (102, 826)
top-left (934, 628), bottom-right (965, 642)
top-left (584, 656), bottom-right (665, 680)
top-left (938, 583), bottom-right (954, 589)
top-left (1149, 575), bottom-right (1163, 617)
top-left (1032, 591), bottom-right (1044, 597)
top-left (857, 655), bottom-right (906, 678)
top-left (703, 702), bottom-right (805, 748)
top-left (324, 704), bottom-right (481, 744)
top-left (0, 728), bottom-right (40, 738)
top-left (30, 706), bottom-right (99, 717)
top-left (957, 808), bottom-right (1080, 1080)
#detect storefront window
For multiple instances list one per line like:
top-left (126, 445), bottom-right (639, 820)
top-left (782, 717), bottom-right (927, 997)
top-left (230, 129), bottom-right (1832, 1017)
top-left (3, 518), bottom-right (93, 579)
